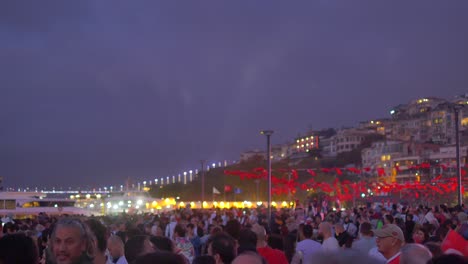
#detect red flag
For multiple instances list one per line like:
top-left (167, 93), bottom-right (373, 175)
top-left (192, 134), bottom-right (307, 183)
top-left (291, 169), bottom-right (299, 180)
top-left (307, 169), bottom-right (317, 177)
top-left (441, 229), bottom-right (468, 256)
top-left (377, 168), bottom-right (386, 177)
top-left (224, 185), bottom-right (232, 192)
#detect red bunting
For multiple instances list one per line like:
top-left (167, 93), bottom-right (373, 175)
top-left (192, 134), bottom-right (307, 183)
top-left (377, 168), bottom-right (386, 177)
top-left (224, 163), bottom-right (461, 202)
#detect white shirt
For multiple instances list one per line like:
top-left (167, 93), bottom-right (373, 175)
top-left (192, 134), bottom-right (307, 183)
top-left (106, 256), bottom-right (128, 264)
top-left (321, 237), bottom-right (340, 252)
top-left (352, 236), bottom-right (376, 255)
top-left (296, 239), bottom-right (322, 264)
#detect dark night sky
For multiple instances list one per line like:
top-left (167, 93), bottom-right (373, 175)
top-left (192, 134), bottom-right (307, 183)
top-left (1, 1), bottom-right (467, 189)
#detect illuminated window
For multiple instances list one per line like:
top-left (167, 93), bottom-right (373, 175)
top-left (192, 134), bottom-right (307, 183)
top-left (462, 117), bottom-right (468, 127)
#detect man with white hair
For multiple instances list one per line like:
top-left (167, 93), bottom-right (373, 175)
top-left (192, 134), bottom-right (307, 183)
top-left (399, 244), bottom-right (432, 264)
top-left (51, 218), bottom-right (95, 264)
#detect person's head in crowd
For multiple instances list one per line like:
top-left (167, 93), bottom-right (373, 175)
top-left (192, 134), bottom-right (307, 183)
top-left (412, 224), bottom-right (429, 244)
top-left (297, 223), bottom-right (305, 241)
top-left (400, 243), bottom-right (432, 264)
top-left (374, 224), bottom-right (405, 259)
top-left (303, 224), bottom-right (314, 239)
top-left (126, 227), bottom-right (144, 239)
top-left (2, 222), bottom-right (17, 235)
top-left (225, 220), bottom-right (242, 241)
top-left (232, 251), bottom-right (264, 264)
top-left (334, 223), bottom-right (345, 236)
top-left (107, 235), bottom-right (125, 263)
top-left (406, 214), bottom-right (414, 222)
top-left (124, 235), bottom-right (156, 263)
top-left (237, 228), bottom-right (257, 254)
top-left (359, 222), bottom-right (373, 238)
top-left (211, 226), bottom-right (223, 235)
top-left (424, 242), bottom-right (442, 259)
top-left (457, 212), bottom-right (467, 225)
top-left (0, 233), bottom-right (39, 264)
top-left (133, 251), bottom-right (186, 264)
top-left (50, 218), bottom-right (96, 264)
top-left (149, 235), bottom-right (175, 252)
top-left (374, 224), bottom-right (405, 260)
top-left (115, 231), bottom-right (127, 244)
top-left (267, 233), bottom-right (284, 250)
top-left (143, 223), bottom-right (152, 235)
top-left (193, 255), bottom-right (216, 264)
top-left (187, 223), bottom-right (196, 237)
top-left (432, 226), bottom-right (449, 243)
top-left (442, 219), bottom-right (455, 230)
top-left (384, 214), bottom-right (395, 225)
top-left (318, 222), bottom-right (333, 239)
top-left (190, 216), bottom-right (199, 226)
top-left (207, 232), bottom-right (237, 264)
top-left (429, 254), bottom-right (468, 264)
top-left (173, 224), bottom-right (186, 239)
top-left (315, 215), bottom-right (322, 225)
top-left (150, 224), bottom-right (163, 236)
top-left (85, 218), bottom-right (108, 264)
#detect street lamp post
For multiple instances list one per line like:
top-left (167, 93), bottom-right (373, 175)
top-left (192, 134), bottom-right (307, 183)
top-left (201, 160), bottom-right (206, 206)
top-left (261, 130), bottom-right (274, 225)
top-left (453, 105), bottom-right (464, 206)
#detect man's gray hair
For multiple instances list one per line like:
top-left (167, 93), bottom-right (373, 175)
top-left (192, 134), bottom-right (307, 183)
top-left (400, 243), bottom-right (432, 264)
top-left (50, 217), bottom-right (96, 259)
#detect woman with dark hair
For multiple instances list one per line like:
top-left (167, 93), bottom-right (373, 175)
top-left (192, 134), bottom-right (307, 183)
top-left (412, 224), bottom-right (430, 244)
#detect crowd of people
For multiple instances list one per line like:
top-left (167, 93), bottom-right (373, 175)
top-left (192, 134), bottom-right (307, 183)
top-left (0, 201), bottom-right (468, 264)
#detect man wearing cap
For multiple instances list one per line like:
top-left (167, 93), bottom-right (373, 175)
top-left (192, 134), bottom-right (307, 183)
top-left (374, 224), bottom-right (405, 264)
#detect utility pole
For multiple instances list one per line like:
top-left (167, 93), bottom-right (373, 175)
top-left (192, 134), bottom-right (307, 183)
top-left (200, 160), bottom-right (206, 208)
top-left (454, 106), bottom-right (463, 206)
top-left (261, 130), bottom-right (274, 226)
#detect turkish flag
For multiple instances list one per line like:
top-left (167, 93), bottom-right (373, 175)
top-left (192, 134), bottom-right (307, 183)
top-left (441, 229), bottom-right (468, 256)
top-left (224, 185), bottom-right (232, 192)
